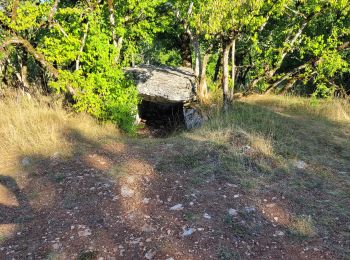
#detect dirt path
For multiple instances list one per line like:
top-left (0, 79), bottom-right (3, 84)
top-left (0, 133), bottom-right (339, 260)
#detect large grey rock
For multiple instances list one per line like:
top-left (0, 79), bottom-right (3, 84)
top-left (183, 107), bottom-right (203, 129)
top-left (126, 65), bottom-right (196, 103)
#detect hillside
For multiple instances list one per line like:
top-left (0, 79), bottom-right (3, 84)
top-left (0, 94), bottom-right (349, 259)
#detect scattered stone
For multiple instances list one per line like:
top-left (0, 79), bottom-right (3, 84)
top-left (242, 145), bottom-right (253, 153)
top-left (142, 198), bottom-right (150, 204)
top-left (21, 157), bottom-right (31, 167)
top-left (78, 229), bottom-right (92, 237)
top-left (233, 194), bottom-right (240, 198)
top-left (203, 213), bottom-right (211, 219)
top-left (120, 186), bottom-right (135, 198)
top-left (141, 224), bottom-right (155, 233)
top-left (50, 152), bottom-right (61, 161)
top-left (128, 214), bottom-right (136, 220)
top-left (274, 231), bottom-right (285, 236)
top-left (126, 176), bottom-right (135, 184)
top-left (145, 250), bottom-right (156, 260)
top-left (166, 258), bottom-right (174, 260)
top-left (266, 203), bottom-right (276, 208)
top-left (228, 208), bottom-right (238, 216)
top-left (129, 238), bottom-right (142, 245)
top-left (244, 206), bottom-right (256, 213)
top-left (295, 160), bottom-right (307, 169)
top-left (274, 217), bottom-right (279, 222)
top-left (182, 228), bottom-right (195, 237)
top-left (52, 243), bottom-right (61, 250)
top-left (170, 204), bottom-right (184, 211)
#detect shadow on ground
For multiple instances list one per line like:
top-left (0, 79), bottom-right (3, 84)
top-left (0, 101), bottom-right (349, 259)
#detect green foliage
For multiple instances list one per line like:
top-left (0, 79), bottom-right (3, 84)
top-left (50, 69), bottom-right (138, 132)
top-left (1, 0), bottom-right (350, 126)
top-left (148, 48), bottom-right (182, 67)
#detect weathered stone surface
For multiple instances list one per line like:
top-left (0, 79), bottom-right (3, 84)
top-left (126, 65), bottom-right (196, 103)
top-left (183, 107), bottom-right (203, 129)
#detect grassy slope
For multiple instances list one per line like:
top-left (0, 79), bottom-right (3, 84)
top-left (0, 93), bottom-right (349, 258)
top-left (147, 95), bottom-right (350, 257)
top-left (0, 96), bottom-right (119, 174)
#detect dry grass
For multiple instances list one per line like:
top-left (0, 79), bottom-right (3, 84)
top-left (244, 94), bottom-right (350, 123)
top-left (0, 93), bottom-right (119, 174)
top-left (289, 216), bottom-right (317, 238)
top-left (0, 92), bottom-right (349, 258)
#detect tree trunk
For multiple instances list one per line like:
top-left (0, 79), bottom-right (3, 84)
top-left (198, 53), bottom-right (210, 99)
top-left (2, 59), bottom-right (10, 86)
top-left (48, 0), bottom-right (60, 24)
top-left (115, 37), bottom-right (123, 63)
top-left (0, 36), bottom-right (77, 95)
top-left (15, 52), bottom-right (29, 90)
top-left (279, 78), bottom-right (297, 95)
top-left (265, 63), bottom-right (308, 94)
top-left (76, 21), bottom-right (89, 71)
top-left (213, 53), bottom-right (222, 82)
top-left (1, 36), bottom-right (59, 78)
top-left (268, 19), bottom-right (308, 78)
top-left (20, 51), bottom-right (29, 89)
top-left (230, 38), bottom-right (236, 100)
top-left (193, 36), bottom-right (201, 78)
top-left (180, 32), bottom-right (192, 68)
top-left (11, 0), bottom-right (19, 22)
top-left (108, 0), bottom-right (123, 63)
top-left (248, 19), bottom-right (309, 92)
top-left (222, 42), bottom-right (231, 111)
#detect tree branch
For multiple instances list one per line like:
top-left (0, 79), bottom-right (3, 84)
top-left (11, 0), bottom-right (19, 22)
top-left (0, 35), bottom-right (76, 95)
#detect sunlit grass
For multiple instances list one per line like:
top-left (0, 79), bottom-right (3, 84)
top-left (289, 216), bottom-right (317, 239)
top-left (0, 92), bottom-right (119, 174)
top-left (245, 94), bottom-right (350, 123)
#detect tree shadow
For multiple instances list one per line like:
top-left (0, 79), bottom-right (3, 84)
top-left (224, 101), bottom-right (350, 173)
top-left (0, 103), bottom-right (348, 259)
top-left (0, 175), bottom-right (32, 224)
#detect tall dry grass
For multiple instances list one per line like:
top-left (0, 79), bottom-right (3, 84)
top-left (189, 94), bottom-right (350, 170)
top-left (0, 94), bottom-right (119, 174)
top-left (244, 94), bottom-right (350, 123)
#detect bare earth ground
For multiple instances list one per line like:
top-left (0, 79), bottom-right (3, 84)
top-left (0, 97), bottom-right (349, 259)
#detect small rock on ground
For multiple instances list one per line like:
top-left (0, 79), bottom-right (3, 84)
top-left (145, 250), bottom-right (156, 259)
top-left (203, 213), bottom-right (211, 219)
top-left (120, 186), bottom-right (135, 198)
top-left (244, 206), bottom-right (256, 213)
top-left (228, 208), bottom-right (238, 216)
top-left (182, 228), bottom-right (195, 237)
top-left (295, 160), bottom-right (307, 169)
top-left (170, 204), bottom-right (183, 211)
